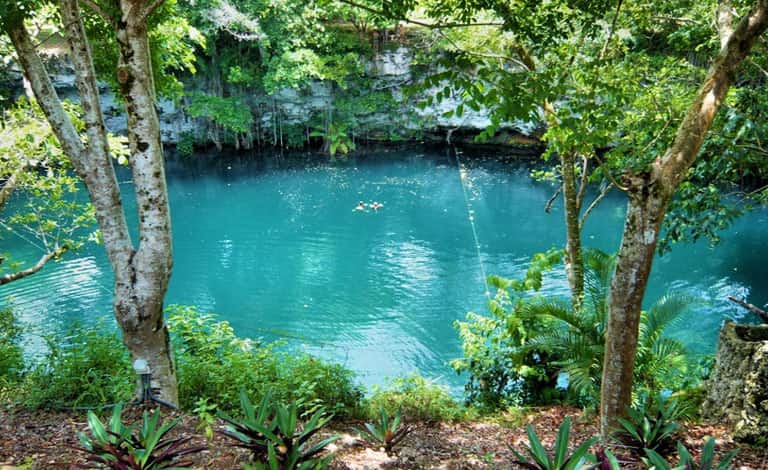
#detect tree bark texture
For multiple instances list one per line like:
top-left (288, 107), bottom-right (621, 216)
top-left (4, 0), bottom-right (178, 405)
top-left (599, 0), bottom-right (768, 435)
top-left (113, 0), bottom-right (176, 405)
top-left (560, 151), bottom-right (584, 311)
top-left (0, 166), bottom-right (22, 210)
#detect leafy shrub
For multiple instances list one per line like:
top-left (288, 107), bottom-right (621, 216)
top-left (511, 417), bottom-right (598, 470)
top-left (614, 394), bottom-right (688, 456)
top-left (356, 407), bottom-right (412, 453)
top-left (0, 307), bottom-right (24, 384)
top-left (167, 305), bottom-right (363, 417)
top-left (76, 403), bottom-right (205, 469)
top-left (451, 249), bottom-right (566, 409)
top-left (523, 250), bottom-right (693, 404)
top-left (367, 375), bottom-right (467, 422)
top-left (453, 249), bottom-right (694, 409)
top-left (644, 437), bottom-right (738, 470)
top-left (220, 390), bottom-right (337, 469)
top-left (21, 323), bottom-right (133, 409)
top-left (176, 131), bottom-right (195, 157)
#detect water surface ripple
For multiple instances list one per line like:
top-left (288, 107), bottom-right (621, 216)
top-left (2, 149), bottom-right (766, 392)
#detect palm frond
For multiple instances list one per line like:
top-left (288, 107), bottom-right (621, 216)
top-left (521, 299), bottom-right (584, 330)
top-left (643, 293), bottom-right (698, 341)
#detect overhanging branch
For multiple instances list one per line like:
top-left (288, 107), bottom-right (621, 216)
top-left (336, 0), bottom-right (503, 29)
top-left (0, 248), bottom-right (65, 285)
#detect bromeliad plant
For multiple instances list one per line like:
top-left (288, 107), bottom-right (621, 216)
top-left (356, 407), bottom-right (412, 453)
top-left (219, 390), bottom-right (338, 469)
top-left (75, 404), bottom-right (205, 469)
top-left (511, 417), bottom-right (598, 470)
top-left (644, 437), bottom-right (739, 470)
top-left (614, 394), bottom-right (688, 457)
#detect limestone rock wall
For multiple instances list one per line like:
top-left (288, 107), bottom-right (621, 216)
top-left (702, 321), bottom-right (768, 444)
top-left (5, 46), bottom-right (540, 150)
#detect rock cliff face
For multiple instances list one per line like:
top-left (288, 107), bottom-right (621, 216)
top-left (702, 322), bottom-right (768, 444)
top-left (6, 46), bottom-right (541, 152)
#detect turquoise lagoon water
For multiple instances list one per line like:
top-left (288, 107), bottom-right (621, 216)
top-left (2, 146), bottom-right (767, 392)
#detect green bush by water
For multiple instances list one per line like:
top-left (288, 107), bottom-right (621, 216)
top-left (8, 305), bottom-right (363, 414)
top-left (167, 305), bottom-right (364, 417)
top-left (0, 307), bottom-right (24, 386)
top-left (366, 375), bottom-right (469, 422)
top-left (454, 249), bottom-right (697, 410)
top-left (22, 324), bottom-right (133, 409)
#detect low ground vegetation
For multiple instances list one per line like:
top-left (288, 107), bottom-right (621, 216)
top-left (0, 270), bottom-right (764, 468)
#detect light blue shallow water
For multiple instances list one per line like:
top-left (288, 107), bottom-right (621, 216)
top-left (2, 147), bottom-right (767, 392)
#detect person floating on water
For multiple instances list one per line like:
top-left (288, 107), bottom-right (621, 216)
top-left (354, 201), bottom-right (366, 211)
top-left (371, 202), bottom-right (383, 211)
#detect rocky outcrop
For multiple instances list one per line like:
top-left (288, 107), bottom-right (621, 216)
top-left (4, 46), bottom-right (541, 151)
top-left (702, 321), bottom-right (768, 444)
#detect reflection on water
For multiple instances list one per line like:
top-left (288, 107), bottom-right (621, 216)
top-left (2, 147), bottom-right (766, 392)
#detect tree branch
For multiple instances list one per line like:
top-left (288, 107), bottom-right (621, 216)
top-left (718, 1), bottom-right (735, 50)
top-left (0, 248), bottom-right (64, 285)
top-left (81, 0), bottom-right (117, 27)
top-left (727, 296), bottom-right (768, 323)
top-left (544, 184), bottom-right (562, 213)
top-left (575, 154), bottom-right (589, 212)
top-left (140, 0), bottom-right (165, 23)
top-left (580, 182), bottom-right (614, 226)
top-left (593, 152), bottom-right (628, 192)
top-left (335, 0), bottom-right (503, 29)
top-left (600, 0), bottom-right (623, 59)
top-left (0, 166), bottom-right (24, 210)
top-left (659, 0), bottom-right (768, 190)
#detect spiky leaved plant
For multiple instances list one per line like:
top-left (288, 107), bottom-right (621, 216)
top-left (75, 404), bottom-right (205, 469)
top-left (521, 249), bottom-right (693, 403)
top-left (219, 390), bottom-right (338, 469)
top-left (356, 407), bottom-right (412, 453)
top-left (644, 437), bottom-right (738, 470)
top-left (511, 417), bottom-right (598, 470)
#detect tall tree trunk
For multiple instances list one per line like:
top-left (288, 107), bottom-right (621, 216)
top-left (599, 0), bottom-right (768, 435)
top-left (560, 151), bottom-right (584, 310)
top-left (600, 171), bottom-right (669, 433)
top-left (5, 0), bottom-right (178, 406)
top-left (114, 0), bottom-right (177, 406)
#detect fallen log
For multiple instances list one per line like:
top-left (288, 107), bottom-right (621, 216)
top-left (727, 295), bottom-right (768, 324)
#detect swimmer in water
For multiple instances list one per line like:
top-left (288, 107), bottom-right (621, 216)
top-left (354, 201), bottom-right (366, 211)
top-left (371, 202), bottom-right (383, 211)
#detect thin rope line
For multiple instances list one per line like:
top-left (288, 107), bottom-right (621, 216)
top-left (0, 219), bottom-right (47, 252)
top-left (454, 150), bottom-right (491, 299)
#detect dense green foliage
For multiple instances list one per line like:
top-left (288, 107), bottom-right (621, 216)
top-left (451, 249), bottom-right (565, 409)
top-left (167, 305), bottom-right (363, 417)
top-left (21, 323), bottom-right (133, 409)
top-left (0, 307), bottom-right (23, 385)
top-left (1, 306), bottom-right (363, 414)
top-left (453, 250), bottom-right (696, 409)
top-left (367, 374), bottom-right (468, 422)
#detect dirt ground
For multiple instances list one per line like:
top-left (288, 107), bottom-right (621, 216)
top-left (1, 405), bottom-right (766, 469)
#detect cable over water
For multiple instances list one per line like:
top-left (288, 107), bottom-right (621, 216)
top-left (452, 148), bottom-right (491, 299)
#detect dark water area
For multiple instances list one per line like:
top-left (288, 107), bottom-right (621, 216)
top-left (2, 146), bottom-right (766, 392)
